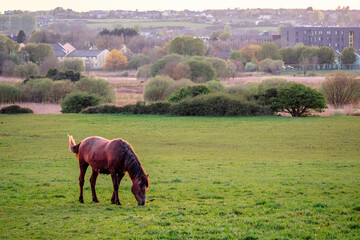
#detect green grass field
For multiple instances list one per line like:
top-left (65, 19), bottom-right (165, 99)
top-left (0, 114), bottom-right (359, 239)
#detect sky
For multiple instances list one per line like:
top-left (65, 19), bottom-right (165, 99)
top-left (1, 0), bottom-right (360, 12)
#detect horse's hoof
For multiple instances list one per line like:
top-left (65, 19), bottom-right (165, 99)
top-left (93, 200), bottom-right (99, 203)
top-left (79, 200), bottom-right (84, 204)
top-left (116, 202), bottom-right (121, 205)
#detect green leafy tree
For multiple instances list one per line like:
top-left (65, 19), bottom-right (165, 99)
top-left (187, 60), bottom-right (216, 82)
top-left (168, 36), bottom-right (204, 56)
top-left (150, 54), bottom-right (184, 77)
top-left (17, 30), bottom-right (26, 43)
top-left (340, 47), bottom-right (357, 69)
top-left (143, 76), bottom-right (175, 102)
top-left (229, 50), bottom-right (245, 63)
top-left (258, 42), bottom-right (281, 60)
top-left (272, 83), bottom-right (327, 117)
top-left (14, 62), bottom-right (39, 79)
top-left (317, 47), bottom-right (335, 69)
top-left (279, 47), bottom-right (297, 65)
top-left (169, 85), bottom-right (212, 102)
top-left (62, 58), bottom-right (85, 72)
top-left (33, 43), bottom-right (55, 64)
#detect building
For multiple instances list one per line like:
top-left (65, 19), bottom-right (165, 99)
top-left (51, 43), bottom-right (109, 70)
top-left (281, 27), bottom-right (360, 53)
top-left (67, 49), bottom-right (110, 70)
top-left (230, 33), bottom-right (281, 48)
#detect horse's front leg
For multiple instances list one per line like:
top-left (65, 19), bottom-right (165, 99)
top-left (90, 169), bottom-right (99, 203)
top-left (111, 173), bottom-right (124, 205)
top-left (79, 162), bottom-right (89, 203)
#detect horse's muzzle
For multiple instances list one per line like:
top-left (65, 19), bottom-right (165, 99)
top-left (138, 201), bottom-right (145, 206)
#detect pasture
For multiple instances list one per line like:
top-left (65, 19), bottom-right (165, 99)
top-left (0, 114), bottom-right (359, 239)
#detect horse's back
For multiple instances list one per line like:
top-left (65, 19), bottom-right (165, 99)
top-left (79, 137), bottom-right (127, 173)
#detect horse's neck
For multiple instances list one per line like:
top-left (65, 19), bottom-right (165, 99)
top-left (125, 150), bottom-right (144, 182)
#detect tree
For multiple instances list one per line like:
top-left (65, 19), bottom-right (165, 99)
top-left (60, 92), bottom-right (101, 113)
top-left (279, 47), bottom-right (297, 65)
top-left (103, 49), bottom-right (127, 71)
top-left (127, 54), bottom-right (150, 69)
top-left (229, 50), bottom-right (245, 63)
top-left (340, 47), bottom-right (357, 69)
top-left (17, 30), bottom-right (26, 44)
top-left (299, 47), bottom-right (319, 70)
top-left (14, 62), bottom-right (39, 79)
top-left (62, 58), bottom-right (85, 72)
top-left (321, 71), bottom-right (360, 108)
top-left (29, 30), bottom-right (61, 43)
top-left (258, 58), bottom-right (284, 74)
top-left (33, 43), bottom-right (55, 64)
top-left (187, 60), bottom-right (216, 82)
top-left (150, 54), bottom-right (183, 77)
top-left (272, 83), bottom-right (327, 117)
top-left (317, 47), bottom-right (335, 69)
top-left (240, 45), bottom-right (261, 62)
top-left (143, 76), bottom-right (175, 102)
top-left (258, 42), bottom-right (281, 60)
top-left (168, 36), bottom-right (204, 56)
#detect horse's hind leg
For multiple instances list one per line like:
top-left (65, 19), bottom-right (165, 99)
top-left (111, 173), bottom-right (124, 204)
top-left (90, 169), bottom-right (99, 203)
top-left (79, 162), bottom-right (89, 203)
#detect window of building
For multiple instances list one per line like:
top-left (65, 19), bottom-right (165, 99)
top-left (327, 31), bottom-right (331, 35)
top-left (349, 31), bottom-right (354, 47)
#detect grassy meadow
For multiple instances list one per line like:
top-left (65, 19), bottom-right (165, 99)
top-left (0, 114), bottom-right (359, 239)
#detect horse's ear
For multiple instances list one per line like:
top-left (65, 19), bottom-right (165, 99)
top-left (147, 174), bottom-right (149, 178)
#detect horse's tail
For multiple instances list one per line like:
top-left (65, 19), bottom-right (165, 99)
top-left (68, 134), bottom-right (80, 154)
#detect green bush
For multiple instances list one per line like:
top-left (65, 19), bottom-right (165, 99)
top-left (0, 83), bottom-right (20, 103)
top-left (170, 93), bottom-right (271, 116)
top-left (18, 78), bottom-right (52, 102)
top-left (14, 62), bottom-right (40, 79)
top-left (187, 60), bottom-right (216, 82)
top-left (169, 85), bottom-right (212, 103)
top-left (60, 92), bottom-right (101, 113)
top-left (143, 76), bottom-right (175, 102)
top-left (128, 54), bottom-right (150, 69)
top-left (62, 58), bottom-right (85, 72)
top-left (46, 68), bottom-right (82, 82)
top-left (0, 105), bottom-right (33, 114)
top-left (49, 80), bottom-right (75, 103)
top-left (82, 102), bottom-right (172, 115)
top-left (272, 83), bottom-right (327, 117)
top-left (245, 62), bottom-right (256, 72)
top-left (204, 57), bottom-right (229, 79)
top-left (150, 54), bottom-right (184, 77)
top-left (205, 80), bottom-right (224, 91)
top-left (136, 64), bottom-right (151, 79)
top-left (81, 104), bottom-right (122, 114)
top-left (75, 76), bottom-right (115, 103)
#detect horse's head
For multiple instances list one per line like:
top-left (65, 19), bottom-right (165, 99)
top-left (131, 174), bottom-right (149, 206)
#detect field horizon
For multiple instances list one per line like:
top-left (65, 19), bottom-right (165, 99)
top-left (0, 114), bottom-right (359, 239)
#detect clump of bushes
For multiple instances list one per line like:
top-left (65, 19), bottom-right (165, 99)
top-left (61, 92), bottom-right (101, 113)
top-left (169, 85), bottom-right (212, 103)
top-left (0, 83), bottom-right (20, 103)
top-left (46, 68), bottom-right (82, 82)
top-left (0, 105), bottom-right (33, 114)
top-left (321, 71), bottom-right (360, 108)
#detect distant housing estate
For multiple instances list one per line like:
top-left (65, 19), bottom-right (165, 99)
top-left (280, 27), bottom-right (360, 53)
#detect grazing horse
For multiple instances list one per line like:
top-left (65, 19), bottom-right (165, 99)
top-left (68, 135), bottom-right (149, 206)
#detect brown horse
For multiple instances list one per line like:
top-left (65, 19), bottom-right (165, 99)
top-left (68, 135), bottom-right (149, 206)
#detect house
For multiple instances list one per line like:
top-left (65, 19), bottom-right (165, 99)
top-left (67, 49), bottom-right (110, 70)
top-left (51, 43), bottom-right (109, 70)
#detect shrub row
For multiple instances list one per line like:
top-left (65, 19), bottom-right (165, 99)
top-left (0, 76), bottom-right (115, 104)
top-left (82, 93), bottom-right (272, 116)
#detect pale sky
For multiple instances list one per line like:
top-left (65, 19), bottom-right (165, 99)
top-left (1, 0), bottom-right (360, 12)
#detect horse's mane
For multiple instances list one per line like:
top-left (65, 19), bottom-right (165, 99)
top-left (120, 140), bottom-right (148, 186)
